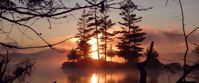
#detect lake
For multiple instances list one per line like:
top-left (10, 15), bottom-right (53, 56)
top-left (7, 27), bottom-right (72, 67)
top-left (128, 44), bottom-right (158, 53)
top-left (26, 57), bottom-right (199, 83)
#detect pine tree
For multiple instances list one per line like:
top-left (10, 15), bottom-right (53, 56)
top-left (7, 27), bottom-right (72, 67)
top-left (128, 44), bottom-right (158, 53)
top-left (107, 44), bottom-right (116, 62)
top-left (88, 0), bottom-right (102, 60)
top-left (67, 48), bottom-right (81, 62)
top-left (76, 40), bottom-right (91, 58)
top-left (76, 10), bottom-right (94, 58)
top-left (99, 2), bottom-right (115, 61)
top-left (145, 46), bottom-right (160, 66)
top-left (145, 47), bottom-right (159, 59)
top-left (116, 0), bottom-right (146, 63)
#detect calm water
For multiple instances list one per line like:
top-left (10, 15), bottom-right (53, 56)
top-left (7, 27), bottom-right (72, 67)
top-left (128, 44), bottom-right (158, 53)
top-left (26, 58), bottom-right (199, 83)
top-left (10, 52), bottom-right (196, 83)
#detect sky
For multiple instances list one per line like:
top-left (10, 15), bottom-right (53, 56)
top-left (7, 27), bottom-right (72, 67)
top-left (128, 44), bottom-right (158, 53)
top-left (1, 1), bottom-right (199, 83)
top-left (1, 0), bottom-right (199, 62)
top-left (16, 0), bottom-right (199, 43)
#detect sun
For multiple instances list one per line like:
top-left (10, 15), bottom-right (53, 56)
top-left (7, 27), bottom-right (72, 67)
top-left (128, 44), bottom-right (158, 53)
top-left (88, 37), bottom-right (98, 60)
top-left (90, 73), bottom-right (98, 83)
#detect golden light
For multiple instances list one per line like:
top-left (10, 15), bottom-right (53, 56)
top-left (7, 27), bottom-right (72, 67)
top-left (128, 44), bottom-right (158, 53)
top-left (90, 73), bottom-right (98, 83)
top-left (88, 38), bottom-right (98, 60)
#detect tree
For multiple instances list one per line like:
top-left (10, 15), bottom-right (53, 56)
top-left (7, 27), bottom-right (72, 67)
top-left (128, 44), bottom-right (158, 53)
top-left (0, 49), bottom-right (35, 83)
top-left (116, 0), bottom-right (146, 63)
top-left (99, 1), bottom-right (115, 61)
top-left (67, 48), bottom-right (80, 62)
top-left (87, 0), bottom-right (102, 60)
top-left (145, 47), bottom-right (159, 59)
top-left (76, 40), bottom-right (92, 59)
top-left (107, 44), bottom-right (116, 62)
top-left (145, 44), bottom-right (161, 68)
top-left (76, 10), bottom-right (93, 58)
top-left (136, 41), bottom-right (154, 83)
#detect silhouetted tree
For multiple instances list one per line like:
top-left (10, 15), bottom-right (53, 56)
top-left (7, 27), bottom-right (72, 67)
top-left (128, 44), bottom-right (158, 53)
top-left (107, 44), bottom-right (116, 62)
top-left (12, 59), bottom-right (35, 83)
top-left (99, 1), bottom-right (115, 61)
top-left (67, 48), bottom-right (80, 62)
top-left (88, 0), bottom-right (102, 60)
top-left (145, 48), bottom-right (159, 59)
top-left (144, 46), bottom-right (161, 67)
top-left (0, 50), bottom-right (35, 83)
top-left (116, 0), bottom-right (146, 63)
top-left (76, 10), bottom-right (94, 58)
top-left (76, 40), bottom-right (92, 59)
top-left (136, 41), bottom-right (154, 83)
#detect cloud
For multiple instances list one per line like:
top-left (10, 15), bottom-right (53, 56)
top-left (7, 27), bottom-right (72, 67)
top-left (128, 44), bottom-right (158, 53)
top-left (141, 24), bottom-right (199, 64)
top-left (141, 24), bottom-right (199, 52)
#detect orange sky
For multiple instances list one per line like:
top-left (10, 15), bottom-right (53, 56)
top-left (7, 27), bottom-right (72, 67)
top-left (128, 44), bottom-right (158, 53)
top-left (1, 0), bottom-right (199, 64)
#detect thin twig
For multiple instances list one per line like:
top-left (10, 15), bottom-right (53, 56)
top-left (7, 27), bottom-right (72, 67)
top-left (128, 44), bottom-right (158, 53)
top-left (186, 26), bottom-right (199, 38)
top-left (0, 36), bottom-right (73, 49)
top-left (178, 0), bottom-right (189, 82)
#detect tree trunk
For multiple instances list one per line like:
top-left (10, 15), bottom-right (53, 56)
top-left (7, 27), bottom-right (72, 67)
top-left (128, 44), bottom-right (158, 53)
top-left (94, 2), bottom-right (100, 60)
top-left (136, 41), bottom-right (154, 83)
top-left (137, 63), bottom-right (147, 83)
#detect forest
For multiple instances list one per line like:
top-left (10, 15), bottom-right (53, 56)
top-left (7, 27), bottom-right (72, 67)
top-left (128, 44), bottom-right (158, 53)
top-left (0, 0), bottom-right (199, 83)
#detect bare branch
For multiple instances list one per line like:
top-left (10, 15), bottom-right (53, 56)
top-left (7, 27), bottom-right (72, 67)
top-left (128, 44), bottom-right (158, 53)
top-left (177, 63), bottom-right (199, 83)
top-left (0, 36), bottom-right (73, 49)
top-left (186, 26), bottom-right (199, 38)
top-left (178, 1), bottom-right (189, 81)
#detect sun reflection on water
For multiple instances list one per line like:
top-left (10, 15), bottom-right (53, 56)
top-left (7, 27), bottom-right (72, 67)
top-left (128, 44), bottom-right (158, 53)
top-left (91, 73), bottom-right (98, 83)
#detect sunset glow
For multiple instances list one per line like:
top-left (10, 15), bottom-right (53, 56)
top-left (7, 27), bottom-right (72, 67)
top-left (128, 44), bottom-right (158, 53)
top-left (91, 74), bottom-right (98, 83)
top-left (88, 38), bottom-right (98, 60)
top-left (1, 0), bottom-right (199, 83)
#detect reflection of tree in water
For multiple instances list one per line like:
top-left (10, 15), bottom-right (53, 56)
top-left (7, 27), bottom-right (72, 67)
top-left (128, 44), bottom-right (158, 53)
top-left (65, 70), bottom-right (92, 83)
top-left (147, 69), bottom-right (161, 83)
top-left (107, 79), bottom-right (116, 83)
top-left (107, 73), bottom-right (116, 83)
top-left (65, 69), bottom-right (143, 83)
top-left (118, 72), bottom-right (139, 83)
top-left (67, 74), bottom-right (81, 83)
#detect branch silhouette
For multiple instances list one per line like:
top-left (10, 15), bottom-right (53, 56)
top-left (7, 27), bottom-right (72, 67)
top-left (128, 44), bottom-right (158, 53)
top-left (176, 0), bottom-right (199, 83)
top-left (0, 0), bottom-right (108, 51)
top-left (0, 36), bottom-right (73, 49)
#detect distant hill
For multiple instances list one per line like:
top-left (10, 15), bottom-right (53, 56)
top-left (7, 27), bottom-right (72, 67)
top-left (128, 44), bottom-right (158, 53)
top-left (159, 52), bottom-right (197, 64)
top-left (9, 48), bottom-right (68, 59)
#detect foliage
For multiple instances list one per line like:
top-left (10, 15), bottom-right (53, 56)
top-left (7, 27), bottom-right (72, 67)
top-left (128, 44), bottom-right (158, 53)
top-left (87, 0), bottom-right (102, 60)
top-left (0, 52), bottom-right (35, 83)
top-left (136, 41), bottom-right (154, 83)
top-left (67, 48), bottom-right (81, 62)
top-left (107, 44), bottom-right (116, 62)
top-left (76, 10), bottom-right (93, 58)
top-left (145, 47), bottom-right (159, 59)
top-left (12, 59), bottom-right (35, 83)
top-left (116, 0), bottom-right (146, 63)
top-left (76, 40), bottom-right (92, 58)
top-left (98, 1), bottom-right (115, 61)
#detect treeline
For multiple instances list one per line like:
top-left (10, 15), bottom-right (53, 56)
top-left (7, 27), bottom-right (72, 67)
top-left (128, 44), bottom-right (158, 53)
top-left (67, 0), bottom-right (157, 64)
